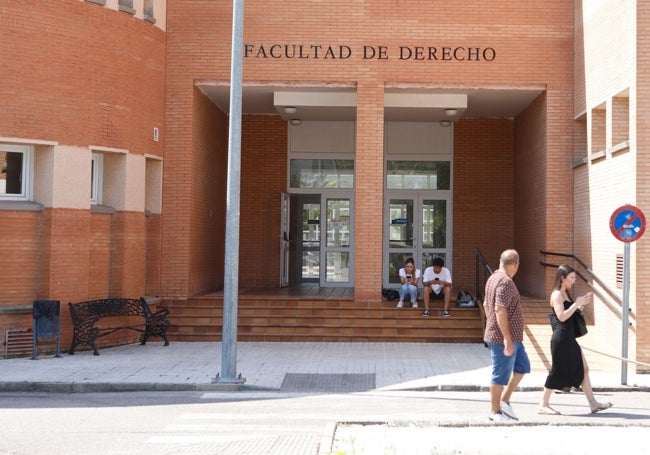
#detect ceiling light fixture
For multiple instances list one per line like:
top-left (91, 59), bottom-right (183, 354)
top-left (284, 106), bottom-right (297, 114)
top-left (445, 108), bottom-right (457, 116)
top-left (439, 120), bottom-right (451, 127)
top-left (290, 119), bottom-right (302, 126)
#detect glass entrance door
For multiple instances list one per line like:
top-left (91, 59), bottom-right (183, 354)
top-left (323, 197), bottom-right (352, 286)
top-left (289, 194), bottom-right (354, 286)
top-left (290, 194), bottom-right (321, 284)
top-left (384, 195), bottom-right (450, 286)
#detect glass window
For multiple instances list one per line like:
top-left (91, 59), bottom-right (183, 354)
top-left (326, 252), bottom-right (349, 282)
top-left (0, 144), bottom-right (33, 201)
top-left (388, 252), bottom-right (415, 284)
top-left (326, 199), bottom-right (350, 247)
top-left (91, 153), bottom-right (103, 205)
top-left (422, 199), bottom-right (447, 248)
top-left (389, 199), bottom-right (413, 248)
top-left (386, 161), bottom-right (450, 190)
top-left (421, 253), bottom-right (446, 271)
top-left (290, 159), bottom-right (354, 189)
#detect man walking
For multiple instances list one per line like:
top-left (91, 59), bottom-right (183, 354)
top-left (483, 249), bottom-right (530, 422)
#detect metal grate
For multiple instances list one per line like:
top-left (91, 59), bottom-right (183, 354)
top-left (280, 373), bottom-right (375, 392)
top-left (4, 329), bottom-right (33, 357)
top-left (616, 254), bottom-right (624, 289)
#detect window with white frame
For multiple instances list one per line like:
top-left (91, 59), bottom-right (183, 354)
top-left (91, 152), bottom-right (104, 205)
top-left (0, 144), bottom-right (33, 201)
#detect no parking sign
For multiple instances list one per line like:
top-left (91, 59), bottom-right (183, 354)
top-left (608, 204), bottom-right (645, 385)
top-left (609, 204), bottom-right (645, 242)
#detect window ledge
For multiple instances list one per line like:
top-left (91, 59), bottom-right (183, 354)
top-left (611, 140), bottom-right (630, 156)
top-left (144, 14), bottom-right (157, 24)
top-left (588, 149), bottom-right (607, 163)
top-left (118, 5), bottom-right (136, 15)
top-left (0, 201), bottom-right (44, 211)
top-left (0, 305), bottom-right (32, 315)
top-left (85, 0), bottom-right (106, 5)
top-left (91, 205), bottom-right (116, 214)
top-left (589, 141), bottom-right (630, 163)
top-left (572, 157), bottom-right (588, 169)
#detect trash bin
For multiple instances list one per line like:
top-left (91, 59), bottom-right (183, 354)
top-left (32, 300), bottom-right (61, 360)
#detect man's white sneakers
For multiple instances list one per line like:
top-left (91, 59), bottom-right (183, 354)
top-left (499, 401), bottom-right (519, 420)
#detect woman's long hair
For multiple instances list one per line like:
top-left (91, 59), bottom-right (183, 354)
top-left (552, 264), bottom-right (575, 302)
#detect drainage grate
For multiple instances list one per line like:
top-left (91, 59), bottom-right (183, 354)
top-left (280, 373), bottom-right (375, 392)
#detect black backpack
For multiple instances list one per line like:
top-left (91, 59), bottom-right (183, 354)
top-left (382, 288), bottom-right (400, 301)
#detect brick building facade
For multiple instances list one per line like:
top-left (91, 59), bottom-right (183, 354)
top-left (0, 1), bottom-right (647, 371)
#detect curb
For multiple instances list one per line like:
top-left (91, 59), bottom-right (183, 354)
top-left (0, 382), bottom-right (645, 394)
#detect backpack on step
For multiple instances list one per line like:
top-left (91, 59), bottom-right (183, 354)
top-left (456, 290), bottom-right (477, 308)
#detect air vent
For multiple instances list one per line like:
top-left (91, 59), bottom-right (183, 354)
top-left (4, 329), bottom-right (33, 357)
top-left (616, 254), bottom-right (624, 288)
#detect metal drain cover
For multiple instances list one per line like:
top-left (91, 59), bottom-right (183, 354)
top-left (280, 373), bottom-right (375, 392)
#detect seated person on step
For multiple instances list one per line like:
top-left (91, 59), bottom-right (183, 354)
top-left (422, 257), bottom-right (452, 317)
top-left (397, 257), bottom-right (420, 308)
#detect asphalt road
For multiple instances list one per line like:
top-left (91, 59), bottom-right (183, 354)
top-left (0, 389), bottom-right (648, 455)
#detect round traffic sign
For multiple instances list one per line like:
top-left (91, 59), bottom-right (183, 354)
top-left (610, 205), bottom-right (646, 242)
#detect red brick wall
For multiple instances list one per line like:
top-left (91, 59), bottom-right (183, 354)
top-left (89, 213), bottom-right (112, 298)
top-left (635, 2), bottom-right (650, 371)
top-left (239, 116), bottom-right (288, 284)
top-left (145, 214), bottom-right (163, 297)
top-left (513, 94), bottom-right (549, 296)
top-left (452, 119), bottom-right (514, 293)
top-left (355, 83), bottom-right (386, 300)
top-left (110, 211), bottom-right (147, 298)
top-left (0, 0), bottom-right (165, 155)
top-left (189, 89), bottom-right (229, 294)
top-left (0, 1), bottom-right (165, 351)
top-left (162, 0), bottom-right (574, 299)
top-left (0, 210), bottom-right (41, 304)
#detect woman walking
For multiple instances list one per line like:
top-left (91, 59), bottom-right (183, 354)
top-left (538, 264), bottom-right (612, 415)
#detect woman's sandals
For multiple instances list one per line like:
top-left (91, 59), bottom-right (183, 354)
top-left (537, 405), bottom-right (561, 415)
top-left (590, 401), bottom-right (613, 413)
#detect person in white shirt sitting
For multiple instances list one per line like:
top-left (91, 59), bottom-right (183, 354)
top-left (422, 257), bottom-right (452, 317)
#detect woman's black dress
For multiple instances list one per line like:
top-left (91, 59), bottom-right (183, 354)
top-left (544, 300), bottom-right (584, 389)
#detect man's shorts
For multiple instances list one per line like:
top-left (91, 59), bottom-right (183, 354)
top-left (428, 288), bottom-right (445, 300)
top-left (487, 341), bottom-right (531, 385)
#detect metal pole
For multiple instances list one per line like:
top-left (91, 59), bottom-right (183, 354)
top-left (215, 0), bottom-right (245, 384)
top-left (621, 242), bottom-right (630, 385)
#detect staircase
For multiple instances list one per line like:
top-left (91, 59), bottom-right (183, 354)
top-left (160, 295), bottom-right (484, 343)
top-left (520, 297), bottom-right (555, 372)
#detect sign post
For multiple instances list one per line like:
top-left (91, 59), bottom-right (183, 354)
top-left (609, 204), bottom-right (646, 385)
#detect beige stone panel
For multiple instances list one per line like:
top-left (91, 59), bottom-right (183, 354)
top-left (102, 152), bottom-right (126, 210)
top-left (125, 153), bottom-right (146, 212)
top-left (145, 156), bottom-right (162, 214)
top-left (101, 152), bottom-right (145, 212)
top-left (34, 145), bottom-right (90, 209)
top-left (153, 0), bottom-right (166, 31)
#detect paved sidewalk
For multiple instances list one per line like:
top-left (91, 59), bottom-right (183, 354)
top-left (0, 341), bottom-right (647, 393)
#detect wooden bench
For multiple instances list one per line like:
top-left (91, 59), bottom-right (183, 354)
top-left (68, 297), bottom-right (170, 355)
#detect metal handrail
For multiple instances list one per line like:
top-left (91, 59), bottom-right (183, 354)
top-left (475, 248), bottom-right (493, 302)
top-left (474, 249), bottom-right (494, 346)
top-left (539, 250), bottom-right (624, 318)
